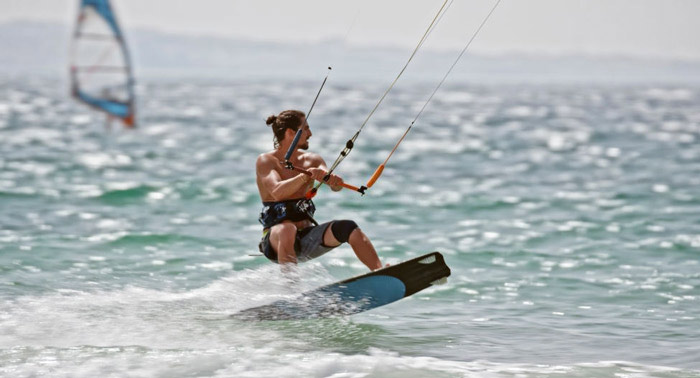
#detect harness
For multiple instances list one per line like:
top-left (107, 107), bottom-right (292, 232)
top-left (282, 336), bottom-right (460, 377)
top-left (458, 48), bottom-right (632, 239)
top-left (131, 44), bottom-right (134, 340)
top-left (258, 198), bottom-right (317, 229)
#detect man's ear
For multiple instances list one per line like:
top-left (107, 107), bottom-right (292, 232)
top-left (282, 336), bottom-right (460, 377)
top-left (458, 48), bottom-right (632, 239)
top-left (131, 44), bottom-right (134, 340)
top-left (285, 128), bottom-right (298, 140)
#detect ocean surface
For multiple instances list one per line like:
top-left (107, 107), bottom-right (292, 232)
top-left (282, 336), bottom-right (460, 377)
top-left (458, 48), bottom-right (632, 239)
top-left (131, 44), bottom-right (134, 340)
top-left (1, 76), bottom-right (699, 377)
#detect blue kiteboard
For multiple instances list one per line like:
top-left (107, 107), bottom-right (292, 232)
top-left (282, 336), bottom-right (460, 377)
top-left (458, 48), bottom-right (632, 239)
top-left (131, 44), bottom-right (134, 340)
top-left (233, 251), bottom-right (451, 320)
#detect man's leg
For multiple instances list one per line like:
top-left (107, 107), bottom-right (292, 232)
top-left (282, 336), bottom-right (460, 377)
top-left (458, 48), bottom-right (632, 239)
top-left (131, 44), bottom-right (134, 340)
top-left (323, 220), bottom-right (382, 271)
top-left (269, 222), bottom-right (298, 265)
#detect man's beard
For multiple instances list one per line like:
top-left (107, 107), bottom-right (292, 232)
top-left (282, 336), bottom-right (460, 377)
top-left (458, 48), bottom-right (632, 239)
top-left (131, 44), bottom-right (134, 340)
top-left (299, 141), bottom-right (309, 150)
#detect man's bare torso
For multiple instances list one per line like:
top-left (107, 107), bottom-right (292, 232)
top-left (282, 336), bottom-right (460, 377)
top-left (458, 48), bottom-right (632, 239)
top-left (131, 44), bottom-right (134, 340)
top-left (256, 150), bottom-right (322, 229)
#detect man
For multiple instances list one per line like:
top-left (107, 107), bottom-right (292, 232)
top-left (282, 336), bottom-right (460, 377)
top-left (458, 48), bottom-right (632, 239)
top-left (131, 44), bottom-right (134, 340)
top-left (256, 109), bottom-right (384, 271)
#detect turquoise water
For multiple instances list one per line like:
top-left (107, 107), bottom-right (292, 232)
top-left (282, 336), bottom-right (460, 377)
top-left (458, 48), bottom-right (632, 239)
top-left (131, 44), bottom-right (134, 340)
top-left (1, 76), bottom-right (699, 377)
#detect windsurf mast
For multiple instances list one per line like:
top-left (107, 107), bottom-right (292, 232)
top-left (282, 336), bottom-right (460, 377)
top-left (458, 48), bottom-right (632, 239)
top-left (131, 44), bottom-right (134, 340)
top-left (361, 0), bottom-right (502, 192)
top-left (70, 0), bottom-right (136, 128)
top-left (306, 0), bottom-right (452, 199)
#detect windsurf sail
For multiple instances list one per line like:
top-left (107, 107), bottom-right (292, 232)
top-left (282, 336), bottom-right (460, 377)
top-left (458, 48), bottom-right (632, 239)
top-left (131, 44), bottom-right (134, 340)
top-left (70, 0), bottom-right (136, 128)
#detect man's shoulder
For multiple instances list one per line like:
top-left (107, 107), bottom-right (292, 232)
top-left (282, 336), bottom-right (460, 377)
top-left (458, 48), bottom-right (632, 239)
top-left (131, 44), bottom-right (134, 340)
top-left (299, 151), bottom-right (323, 164)
top-left (257, 151), bottom-right (276, 161)
top-left (256, 151), bottom-right (278, 168)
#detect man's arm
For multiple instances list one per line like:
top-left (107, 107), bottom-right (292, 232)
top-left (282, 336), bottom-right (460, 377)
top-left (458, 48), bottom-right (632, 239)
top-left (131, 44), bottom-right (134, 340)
top-left (257, 154), bottom-right (312, 200)
top-left (307, 154), bottom-right (344, 192)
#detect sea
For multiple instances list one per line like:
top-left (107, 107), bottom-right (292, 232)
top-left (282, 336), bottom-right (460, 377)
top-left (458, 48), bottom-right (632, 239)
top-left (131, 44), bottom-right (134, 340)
top-left (1, 75), bottom-right (699, 377)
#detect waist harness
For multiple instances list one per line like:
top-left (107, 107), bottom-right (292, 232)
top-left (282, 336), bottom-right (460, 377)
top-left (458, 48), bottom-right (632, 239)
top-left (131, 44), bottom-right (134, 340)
top-left (258, 198), bottom-right (317, 229)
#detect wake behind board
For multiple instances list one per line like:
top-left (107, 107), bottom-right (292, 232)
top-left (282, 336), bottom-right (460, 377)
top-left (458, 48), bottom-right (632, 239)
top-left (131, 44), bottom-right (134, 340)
top-left (233, 251), bottom-right (451, 321)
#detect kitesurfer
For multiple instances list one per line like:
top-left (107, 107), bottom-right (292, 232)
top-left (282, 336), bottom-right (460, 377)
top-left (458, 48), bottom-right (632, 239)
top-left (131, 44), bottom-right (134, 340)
top-left (255, 110), bottom-right (384, 271)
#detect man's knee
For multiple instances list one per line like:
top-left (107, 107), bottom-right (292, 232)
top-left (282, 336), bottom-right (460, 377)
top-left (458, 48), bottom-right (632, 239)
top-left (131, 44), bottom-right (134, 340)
top-left (330, 220), bottom-right (359, 243)
top-left (271, 222), bottom-right (297, 242)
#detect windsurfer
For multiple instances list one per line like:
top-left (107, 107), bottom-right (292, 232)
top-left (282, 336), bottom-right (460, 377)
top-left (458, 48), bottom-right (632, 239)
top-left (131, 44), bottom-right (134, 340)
top-left (255, 110), bottom-right (384, 271)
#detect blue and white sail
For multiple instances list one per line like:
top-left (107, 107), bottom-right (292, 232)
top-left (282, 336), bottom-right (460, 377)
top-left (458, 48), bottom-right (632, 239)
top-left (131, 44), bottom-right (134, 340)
top-left (70, 0), bottom-right (136, 127)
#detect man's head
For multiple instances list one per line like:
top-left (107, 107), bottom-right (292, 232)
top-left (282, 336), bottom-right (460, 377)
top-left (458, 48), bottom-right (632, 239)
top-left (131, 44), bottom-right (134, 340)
top-left (265, 110), bottom-right (310, 150)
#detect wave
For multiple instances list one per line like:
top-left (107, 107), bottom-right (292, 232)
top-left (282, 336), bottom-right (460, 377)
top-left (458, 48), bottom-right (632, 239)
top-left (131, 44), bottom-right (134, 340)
top-left (0, 346), bottom-right (694, 378)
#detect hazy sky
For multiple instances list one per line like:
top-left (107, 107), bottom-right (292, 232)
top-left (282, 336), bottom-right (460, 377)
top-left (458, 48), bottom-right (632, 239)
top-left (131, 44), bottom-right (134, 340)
top-left (3, 0), bottom-right (700, 59)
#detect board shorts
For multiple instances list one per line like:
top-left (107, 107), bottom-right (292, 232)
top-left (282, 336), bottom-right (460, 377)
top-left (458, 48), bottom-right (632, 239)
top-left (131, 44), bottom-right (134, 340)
top-left (259, 221), bottom-right (337, 263)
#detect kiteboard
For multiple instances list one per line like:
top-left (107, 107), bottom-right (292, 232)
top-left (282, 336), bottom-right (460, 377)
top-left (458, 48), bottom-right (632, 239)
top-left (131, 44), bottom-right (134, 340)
top-left (233, 251), bottom-right (451, 321)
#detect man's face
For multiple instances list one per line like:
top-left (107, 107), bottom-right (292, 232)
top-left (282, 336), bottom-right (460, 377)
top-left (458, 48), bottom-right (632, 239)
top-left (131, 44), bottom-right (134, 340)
top-left (297, 118), bottom-right (312, 150)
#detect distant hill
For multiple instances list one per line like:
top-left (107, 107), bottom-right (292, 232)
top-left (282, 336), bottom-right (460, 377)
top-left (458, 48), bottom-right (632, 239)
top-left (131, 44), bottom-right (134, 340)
top-left (2, 20), bottom-right (699, 84)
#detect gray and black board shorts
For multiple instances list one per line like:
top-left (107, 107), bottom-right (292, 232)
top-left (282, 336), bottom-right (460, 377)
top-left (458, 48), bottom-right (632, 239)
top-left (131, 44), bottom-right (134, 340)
top-left (259, 221), bottom-right (337, 263)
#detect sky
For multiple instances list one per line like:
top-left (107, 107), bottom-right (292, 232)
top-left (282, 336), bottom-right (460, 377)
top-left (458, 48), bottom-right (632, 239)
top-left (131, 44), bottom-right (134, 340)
top-left (2, 0), bottom-right (700, 60)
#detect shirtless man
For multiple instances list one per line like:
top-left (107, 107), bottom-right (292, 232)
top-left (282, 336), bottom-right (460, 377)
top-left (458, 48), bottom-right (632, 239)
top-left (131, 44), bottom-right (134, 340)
top-left (256, 110), bottom-right (383, 271)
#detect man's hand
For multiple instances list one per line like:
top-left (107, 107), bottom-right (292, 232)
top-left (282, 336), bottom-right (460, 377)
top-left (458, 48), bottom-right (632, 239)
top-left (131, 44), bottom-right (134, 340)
top-left (307, 168), bottom-right (344, 190)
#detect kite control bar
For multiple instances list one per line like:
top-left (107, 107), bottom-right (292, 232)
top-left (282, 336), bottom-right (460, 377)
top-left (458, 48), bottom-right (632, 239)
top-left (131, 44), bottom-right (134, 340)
top-left (285, 163), bottom-right (365, 198)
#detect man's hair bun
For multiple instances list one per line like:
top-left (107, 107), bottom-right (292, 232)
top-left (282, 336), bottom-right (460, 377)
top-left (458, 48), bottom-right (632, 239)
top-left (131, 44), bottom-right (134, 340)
top-left (264, 110), bottom-right (305, 148)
